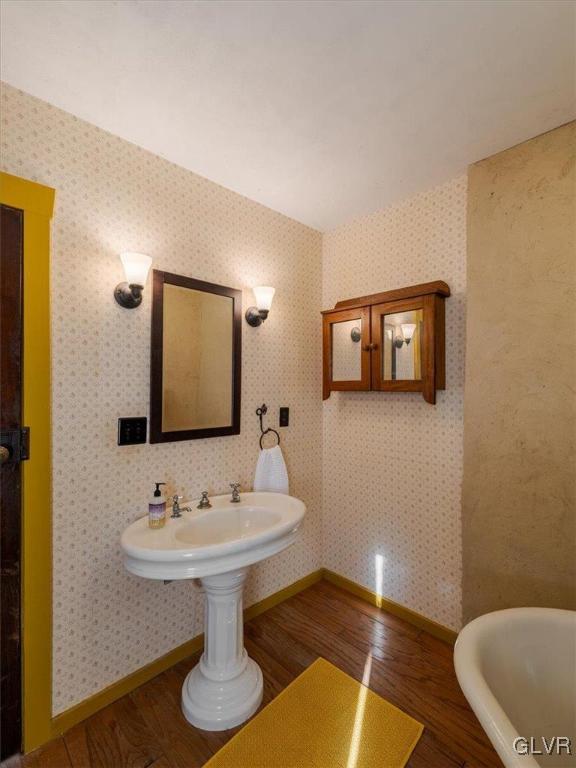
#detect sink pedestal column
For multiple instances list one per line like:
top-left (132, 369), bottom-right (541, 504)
top-left (181, 567), bottom-right (263, 731)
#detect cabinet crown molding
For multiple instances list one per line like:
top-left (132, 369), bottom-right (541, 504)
top-left (321, 280), bottom-right (450, 314)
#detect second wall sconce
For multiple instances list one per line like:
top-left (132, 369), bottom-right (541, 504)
top-left (245, 286), bottom-right (275, 327)
top-left (114, 252), bottom-right (152, 309)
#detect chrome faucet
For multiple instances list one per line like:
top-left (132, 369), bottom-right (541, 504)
top-left (197, 490), bottom-right (212, 509)
top-left (230, 482), bottom-right (241, 503)
top-left (171, 495), bottom-right (191, 519)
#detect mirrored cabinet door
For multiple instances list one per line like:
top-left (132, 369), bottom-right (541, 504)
top-left (322, 307), bottom-right (371, 397)
top-left (370, 296), bottom-right (435, 401)
top-left (380, 308), bottom-right (424, 382)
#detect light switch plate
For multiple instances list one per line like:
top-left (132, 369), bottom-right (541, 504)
top-left (118, 417), bottom-right (147, 445)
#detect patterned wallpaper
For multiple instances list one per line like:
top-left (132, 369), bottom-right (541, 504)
top-left (322, 176), bottom-right (467, 630)
top-left (2, 80), bottom-right (467, 716)
top-left (1, 83), bottom-right (323, 714)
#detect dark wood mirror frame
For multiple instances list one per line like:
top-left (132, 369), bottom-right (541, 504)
top-left (150, 270), bottom-right (242, 443)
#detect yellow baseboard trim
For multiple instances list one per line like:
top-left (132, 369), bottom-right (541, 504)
top-left (51, 634), bottom-right (204, 738)
top-left (321, 569), bottom-right (457, 645)
top-left (244, 569), bottom-right (324, 623)
top-left (49, 569), bottom-right (324, 742)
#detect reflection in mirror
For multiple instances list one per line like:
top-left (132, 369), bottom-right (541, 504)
top-left (382, 309), bottom-right (423, 380)
top-left (162, 284), bottom-right (233, 431)
top-left (332, 318), bottom-right (362, 381)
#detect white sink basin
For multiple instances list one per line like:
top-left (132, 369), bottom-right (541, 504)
top-left (121, 491), bottom-right (305, 580)
top-left (174, 507), bottom-right (282, 547)
top-left (455, 608), bottom-right (576, 768)
top-left (121, 491), bottom-right (306, 732)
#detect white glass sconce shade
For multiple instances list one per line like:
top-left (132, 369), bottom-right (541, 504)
top-left (120, 252), bottom-right (152, 286)
top-left (253, 286), bottom-right (275, 311)
top-left (114, 252), bottom-right (152, 309)
top-left (245, 286), bottom-right (275, 327)
top-left (401, 323), bottom-right (417, 344)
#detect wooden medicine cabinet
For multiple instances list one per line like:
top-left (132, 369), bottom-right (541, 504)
top-left (322, 281), bottom-right (450, 404)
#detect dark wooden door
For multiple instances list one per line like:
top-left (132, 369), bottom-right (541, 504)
top-left (1, 203), bottom-right (24, 759)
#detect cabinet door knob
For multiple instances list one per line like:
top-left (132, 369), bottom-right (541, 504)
top-left (369, 342), bottom-right (378, 351)
top-left (362, 344), bottom-right (370, 352)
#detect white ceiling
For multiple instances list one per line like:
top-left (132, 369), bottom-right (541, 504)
top-left (1, 0), bottom-right (574, 230)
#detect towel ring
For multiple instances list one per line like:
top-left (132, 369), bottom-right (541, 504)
top-left (256, 404), bottom-right (280, 450)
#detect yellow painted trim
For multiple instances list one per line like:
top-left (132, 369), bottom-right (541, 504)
top-left (0, 172), bottom-right (55, 216)
top-left (1, 172), bottom-right (55, 752)
top-left (322, 569), bottom-right (457, 645)
top-left (49, 569), bottom-right (324, 742)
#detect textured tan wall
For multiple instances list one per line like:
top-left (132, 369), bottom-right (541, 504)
top-left (1, 83), bottom-right (323, 714)
top-left (463, 122), bottom-right (576, 623)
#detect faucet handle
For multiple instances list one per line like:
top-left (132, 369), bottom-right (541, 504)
top-left (229, 482), bottom-right (241, 502)
top-left (230, 482), bottom-right (240, 491)
top-left (197, 491), bottom-right (212, 509)
top-left (170, 494), bottom-right (183, 518)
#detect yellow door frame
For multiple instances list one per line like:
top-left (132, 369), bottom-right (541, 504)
top-left (1, 171), bottom-right (55, 752)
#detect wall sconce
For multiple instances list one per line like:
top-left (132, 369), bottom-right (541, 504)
top-left (245, 286), bottom-right (275, 327)
top-left (401, 323), bottom-right (416, 345)
top-left (393, 323), bottom-right (417, 348)
top-left (114, 252), bottom-right (152, 309)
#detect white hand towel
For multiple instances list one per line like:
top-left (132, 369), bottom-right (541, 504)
top-left (253, 445), bottom-right (289, 495)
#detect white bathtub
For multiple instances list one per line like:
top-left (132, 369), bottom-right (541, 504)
top-left (454, 608), bottom-right (576, 768)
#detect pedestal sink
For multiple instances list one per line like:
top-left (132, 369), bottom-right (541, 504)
top-left (121, 492), bottom-right (306, 730)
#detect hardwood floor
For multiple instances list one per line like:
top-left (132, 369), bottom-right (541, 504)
top-left (5, 580), bottom-right (502, 767)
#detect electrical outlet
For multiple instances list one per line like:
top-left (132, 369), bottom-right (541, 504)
top-left (118, 417), bottom-right (147, 445)
top-left (279, 407), bottom-right (289, 427)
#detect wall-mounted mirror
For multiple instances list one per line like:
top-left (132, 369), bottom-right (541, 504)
top-left (150, 271), bottom-right (241, 442)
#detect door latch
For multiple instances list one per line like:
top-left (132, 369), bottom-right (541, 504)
top-left (0, 427), bottom-right (30, 464)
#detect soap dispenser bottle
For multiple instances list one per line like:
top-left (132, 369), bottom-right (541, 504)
top-left (148, 482), bottom-right (167, 529)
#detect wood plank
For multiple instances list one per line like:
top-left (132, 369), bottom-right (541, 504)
top-left (148, 759), bottom-right (171, 768)
top-left (313, 579), bottom-right (423, 640)
top-left (244, 637), bottom-right (295, 704)
top-left (64, 695), bottom-right (163, 768)
top-left (294, 588), bottom-right (456, 682)
top-left (245, 613), bottom-right (317, 677)
top-left (128, 672), bottom-right (212, 768)
top-left (407, 730), bottom-right (464, 768)
top-left (21, 739), bottom-right (71, 768)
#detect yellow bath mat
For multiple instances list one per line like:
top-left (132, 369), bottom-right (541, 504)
top-left (203, 657), bottom-right (423, 768)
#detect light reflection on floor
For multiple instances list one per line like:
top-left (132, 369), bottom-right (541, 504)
top-left (345, 652), bottom-right (373, 768)
top-left (375, 552), bottom-right (385, 608)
